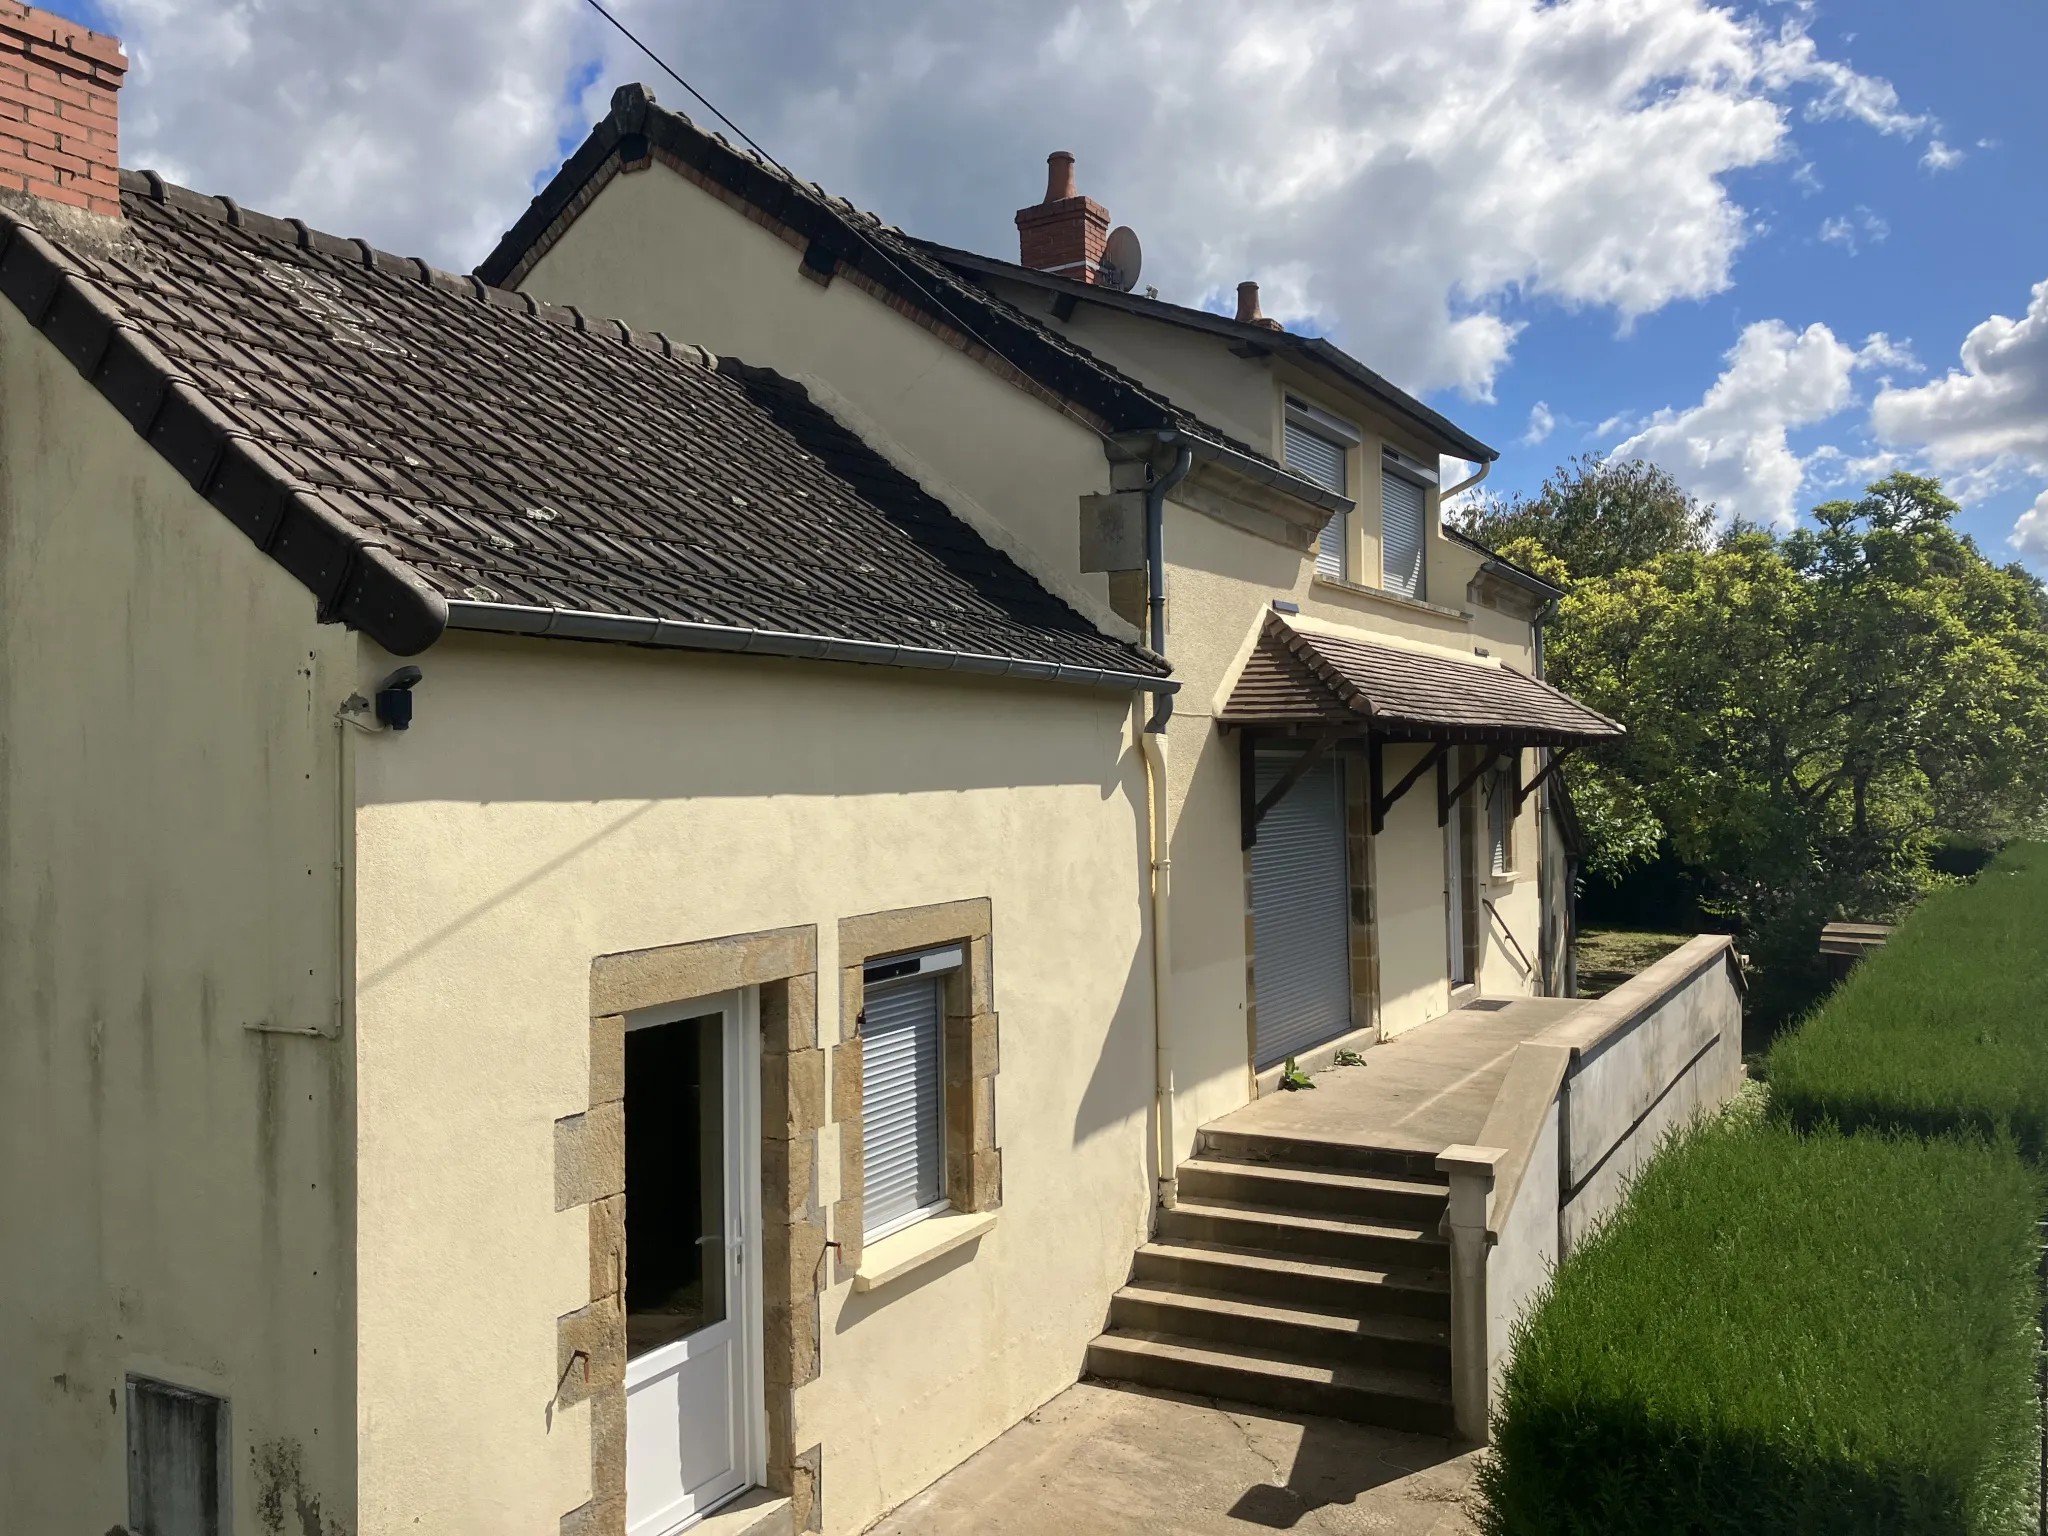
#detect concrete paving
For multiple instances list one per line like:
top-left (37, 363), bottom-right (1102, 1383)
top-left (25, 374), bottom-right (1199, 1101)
top-left (1213, 999), bottom-right (1585, 1158)
top-left (864, 1381), bottom-right (1483, 1535)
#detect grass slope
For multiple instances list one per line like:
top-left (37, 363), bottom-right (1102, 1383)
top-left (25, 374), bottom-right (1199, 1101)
top-left (1481, 1115), bottom-right (2043, 1535)
top-left (1769, 842), bottom-right (2048, 1156)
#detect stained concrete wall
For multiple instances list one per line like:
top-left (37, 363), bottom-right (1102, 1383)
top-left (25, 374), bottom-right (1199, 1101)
top-left (1556, 938), bottom-right (1745, 1250)
top-left (348, 633), bottom-right (1156, 1536)
top-left (0, 298), bottom-right (356, 1530)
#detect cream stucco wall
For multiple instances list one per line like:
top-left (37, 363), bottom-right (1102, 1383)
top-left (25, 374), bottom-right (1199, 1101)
top-left (349, 633), bottom-right (1156, 1536)
top-left (0, 300), bottom-right (357, 1529)
top-left (516, 164), bottom-right (1125, 648)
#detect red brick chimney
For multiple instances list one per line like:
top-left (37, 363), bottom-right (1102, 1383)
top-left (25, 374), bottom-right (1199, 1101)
top-left (0, 2), bottom-right (124, 217)
top-left (1235, 280), bottom-right (1284, 332)
top-left (1015, 151), bottom-right (1111, 284)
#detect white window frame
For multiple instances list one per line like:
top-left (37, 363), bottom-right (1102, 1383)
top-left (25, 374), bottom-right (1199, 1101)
top-left (1285, 396), bottom-right (1360, 581)
top-left (1378, 450), bottom-right (1435, 601)
top-left (1485, 764), bottom-right (1516, 877)
top-left (860, 944), bottom-right (963, 1242)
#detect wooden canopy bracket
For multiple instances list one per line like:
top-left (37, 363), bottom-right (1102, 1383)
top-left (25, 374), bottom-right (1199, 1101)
top-left (1515, 747), bottom-right (1574, 813)
top-left (1242, 727), bottom-right (1345, 849)
top-left (1369, 740), bottom-right (1445, 836)
top-left (1438, 746), bottom-right (1500, 828)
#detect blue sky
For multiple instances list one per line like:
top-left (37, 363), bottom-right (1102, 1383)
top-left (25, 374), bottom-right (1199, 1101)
top-left (1453, 0), bottom-right (2048, 564)
top-left (68, 0), bottom-right (2048, 574)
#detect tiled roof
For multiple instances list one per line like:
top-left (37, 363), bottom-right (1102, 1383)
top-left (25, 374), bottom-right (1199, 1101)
top-left (1222, 614), bottom-right (1622, 746)
top-left (0, 174), bottom-right (1171, 688)
top-left (477, 84), bottom-right (1320, 496)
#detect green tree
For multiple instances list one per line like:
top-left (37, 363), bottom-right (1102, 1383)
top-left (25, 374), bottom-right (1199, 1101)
top-left (1549, 473), bottom-right (2048, 1022)
top-left (1457, 454), bottom-right (1714, 581)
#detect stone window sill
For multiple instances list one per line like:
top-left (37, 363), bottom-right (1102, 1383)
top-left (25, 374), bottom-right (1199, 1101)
top-left (852, 1209), bottom-right (997, 1293)
top-left (1310, 573), bottom-right (1470, 622)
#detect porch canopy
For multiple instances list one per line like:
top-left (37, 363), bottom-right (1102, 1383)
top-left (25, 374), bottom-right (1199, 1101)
top-left (1222, 613), bottom-right (1623, 843)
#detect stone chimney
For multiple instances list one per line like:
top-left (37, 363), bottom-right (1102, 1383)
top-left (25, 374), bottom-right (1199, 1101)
top-left (1015, 151), bottom-right (1111, 284)
top-left (1236, 281), bottom-right (1284, 331)
top-left (0, 2), bottom-right (125, 217)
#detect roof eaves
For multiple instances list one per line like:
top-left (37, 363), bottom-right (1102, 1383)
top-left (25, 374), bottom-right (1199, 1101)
top-left (0, 207), bottom-right (448, 655)
top-left (923, 240), bottom-right (1499, 466)
top-left (1446, 525), bottom-right (1566, 601)
top-left (447, 599), bottom-right (1177, 692)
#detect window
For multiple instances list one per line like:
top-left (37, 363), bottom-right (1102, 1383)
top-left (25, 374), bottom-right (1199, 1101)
top-left (861, 945), bottom-right (960, 1240)
top-left (127, 1377), bottom-right (227, 1536)
top-left (1486, 765), bottom-right (1514, 876)
top-left (1284, 397), bottom-right (1357, 580)
top-left (1381, 458), bottom-right (1428, 600)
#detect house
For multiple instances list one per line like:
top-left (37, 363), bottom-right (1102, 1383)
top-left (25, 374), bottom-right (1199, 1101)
top-left (480, 83), bottom-right (1619, 1147)
top-left (0, 11), bottom-right (1639, 1536)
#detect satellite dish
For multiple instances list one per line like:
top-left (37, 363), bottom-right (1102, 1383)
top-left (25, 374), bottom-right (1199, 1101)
top-left (1101, 225), bottom-right (1142, 292)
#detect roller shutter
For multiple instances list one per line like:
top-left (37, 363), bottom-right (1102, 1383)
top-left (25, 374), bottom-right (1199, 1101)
top-left (1251, 752), bottom-right (1354, 1066)
top-left (1286, 421), bottom-right (1349, 578)
top-left (1382, 469), bottom-right (1427, 599)
top-left (861, 975), bottom-right (945, 1236)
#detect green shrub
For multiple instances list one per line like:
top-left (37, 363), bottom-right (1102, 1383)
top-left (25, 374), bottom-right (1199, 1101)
top-left (1480, 1117), bottom-right (2042, 1535)
top-left (1769, 842), bottom-right (2048, 1157)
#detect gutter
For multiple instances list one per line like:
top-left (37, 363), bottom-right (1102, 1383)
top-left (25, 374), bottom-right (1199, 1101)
top-left (1446, 524), bottom-right (1565, 603)
top-left (1118, 427), bottom-right (1352, 519)
top-left (444, 600), bottom-right (1178, 694)
top-left (1138, 445), bottom-right (1195, 1211)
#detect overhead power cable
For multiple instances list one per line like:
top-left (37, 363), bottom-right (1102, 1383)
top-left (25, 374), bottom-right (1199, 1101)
top-left (577, 0), bottom-right (1129, 452)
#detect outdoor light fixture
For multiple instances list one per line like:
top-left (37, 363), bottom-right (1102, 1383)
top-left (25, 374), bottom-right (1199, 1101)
top-left (374, 666), bottom-right (423, 730)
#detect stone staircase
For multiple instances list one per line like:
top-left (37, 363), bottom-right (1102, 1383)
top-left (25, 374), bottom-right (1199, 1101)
top-left (1084, 1124), bottom-right (1456, 1435)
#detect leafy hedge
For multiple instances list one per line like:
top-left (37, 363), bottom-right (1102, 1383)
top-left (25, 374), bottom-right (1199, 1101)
top-left (1480, 1117), bottom-right (2042, 1535)
top-left (1769, 842), bottom-right (2048, 1157)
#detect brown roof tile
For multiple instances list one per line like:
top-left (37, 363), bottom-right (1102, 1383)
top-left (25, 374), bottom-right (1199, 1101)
top-left (0, 176), bottom-right (1170, 690)
top-left (1221, 613), bottom-right (1621, 746)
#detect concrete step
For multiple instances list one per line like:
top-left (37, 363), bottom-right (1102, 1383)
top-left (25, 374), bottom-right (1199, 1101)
top-left (1159, 1201), bottom-right (1446, 1270)
top-left (1177, 1156), bottom-right (1450, 1225)
top-left (1085, 1330), bottom-right (1456, 1435)
top-left (1197, 1128), bottom-right (1446, 1185)
top-left (1131, 1242), bottom-right (1450, 1320)
top-left (1109, 1282), bottom-right (1451, 1374)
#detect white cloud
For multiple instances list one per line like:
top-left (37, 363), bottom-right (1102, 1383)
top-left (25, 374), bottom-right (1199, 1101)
top-left (1613, 322), bottom-right (1904, 524)
top-left (1871, 280), bottom-right (2048, 561)
top-left (101, 0), bottom-right (592, 270)
top-left (1818, 206), bottom-right (1887, 256)
top-left (2014, 491), bottom-right (2048, 561)
top-left (1920, 138), bottom-right (1965, 171)
top-left (1522, 400), bottom-right (1556, 446)
top-left (91, 0), bottom-right (1922, 401)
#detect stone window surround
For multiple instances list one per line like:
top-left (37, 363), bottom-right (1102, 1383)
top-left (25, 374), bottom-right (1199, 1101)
top-left (553, 925), bottom-right (828, 1536)
top-left (1242, 744), bottom-right (1382, 1092)
top-left (832, 898), bottom-right (1001, 1279)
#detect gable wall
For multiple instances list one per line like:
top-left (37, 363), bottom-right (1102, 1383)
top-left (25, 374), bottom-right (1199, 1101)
top-left (516, 165), bottom-right (1129, 646)
top-left (0, 298), bottom-right (357, 1530)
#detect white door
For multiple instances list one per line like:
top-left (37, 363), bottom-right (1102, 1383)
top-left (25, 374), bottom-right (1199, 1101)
top-left (623, 990), bottom-right (762, 1536)
top-left (1251, 751), bottom-right (1354, 1067)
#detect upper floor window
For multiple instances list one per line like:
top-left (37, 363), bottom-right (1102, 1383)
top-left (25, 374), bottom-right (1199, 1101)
top-left (1381, 451), bottom-right (1429, 600)
top-left (1284, 396), bottom-right (1358, 580)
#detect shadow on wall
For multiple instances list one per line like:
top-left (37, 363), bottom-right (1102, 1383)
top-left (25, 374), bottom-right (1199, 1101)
top-left (353, 639), bottom-right (1144, 808)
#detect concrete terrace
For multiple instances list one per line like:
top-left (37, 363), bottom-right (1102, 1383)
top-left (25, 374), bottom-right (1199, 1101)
top-left (1213, 997), bottom-right (1588, 1160)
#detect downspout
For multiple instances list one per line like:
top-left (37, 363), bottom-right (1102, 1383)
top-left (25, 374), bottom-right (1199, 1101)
top-left (1441, 457), bottom-right (1491, 503)
top-left (1140, 445), bottom-right (1195, 1210)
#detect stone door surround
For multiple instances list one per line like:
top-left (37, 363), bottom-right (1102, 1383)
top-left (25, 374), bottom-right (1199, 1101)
top-left (554, 925), bottom-right (827, 1535)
